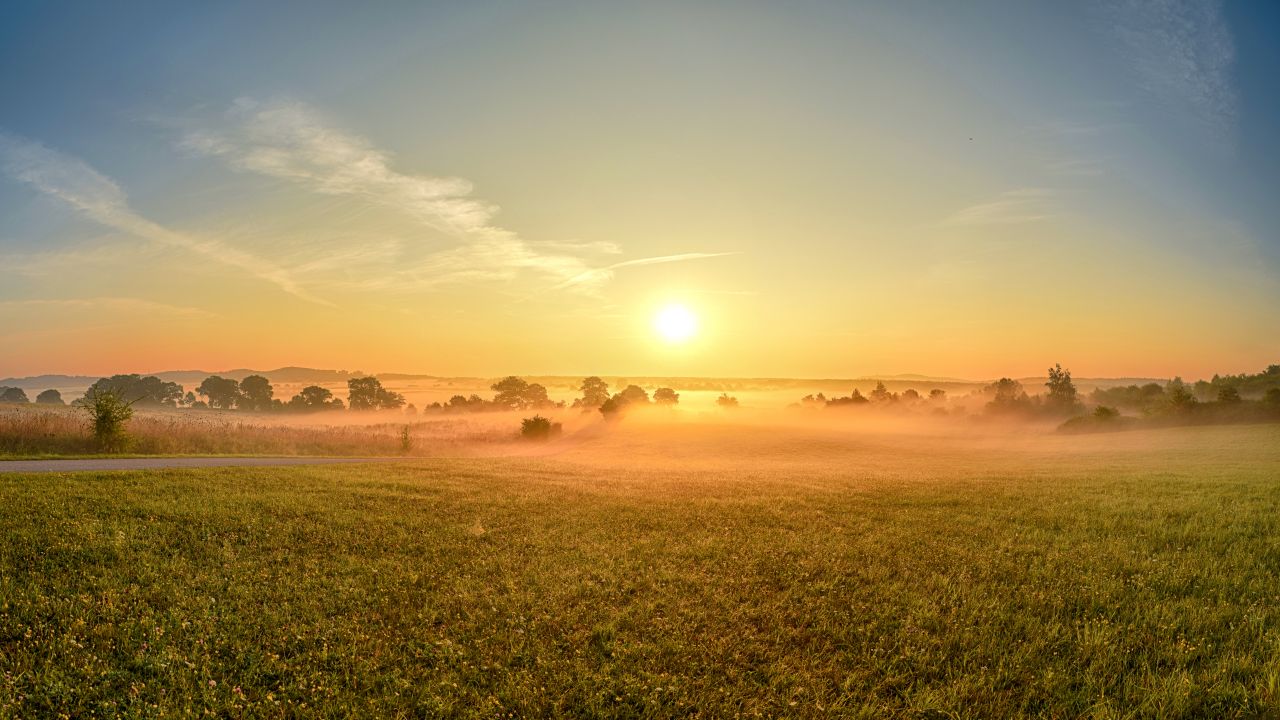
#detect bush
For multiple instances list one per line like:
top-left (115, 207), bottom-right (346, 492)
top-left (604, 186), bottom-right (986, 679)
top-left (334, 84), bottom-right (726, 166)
top-left (716, 393), bottom-right (739, 409)
top-left (599, 398), bottom-right (623, 422)
top-left (0, 387), bottom-right (29, 404)
top-left (76, 388), bottom-right (137, 452)
top-left (36, 389), bottom-right (65, 405)
top-left (520, 415), bottom-right (562, 440)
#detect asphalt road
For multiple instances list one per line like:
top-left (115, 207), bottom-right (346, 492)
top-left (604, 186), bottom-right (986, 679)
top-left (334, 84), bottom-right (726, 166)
top-left (0, 457), bottom-right (400, 473)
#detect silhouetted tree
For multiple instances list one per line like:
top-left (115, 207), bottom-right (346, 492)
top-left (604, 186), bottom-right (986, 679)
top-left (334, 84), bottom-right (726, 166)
top-left (523, 383), bottom-right (551, 408)
top-left (491, 376), bottom-right (530, 409)
top-left (197, 376), bottom-right (241, 409)
top-left (347, 377), bottom-right (382, 410)
top-left (1197, 364), bottom-right (1280, 399)
top-left (616, 385), bottom-right (650, 405)
top-left (86, 374), bottom-right (183, 407)
top-left (377, 386), bottom-right (407, 410)
top-left (984, 378), bottom-right (1030, 414)
top-left (575, 376), bottom-right (610, 410)
top-left (405, 403), bottom-right (417, 416)
top-left (653, 387), bottom-right (679, 405)
top-left (0, 387), bottom-right (29, 403)
top-left (1217, 385), bottom-right (1242, 404)
top-left (347, 376), bottom-right (404, 410)
top-left (716, 393), bottom-right (739, 409)
top-left (929, 389), bottom-right (947, 401)
top-left (35, 389), bottom-right (65, 405)
top-left (1044, 364), bottom-right (1080, 413)
top-left (1090, 383), bottom-right (1166, 413)
top-left (597, 385), bottom-right (650, 420)
top-left (826, 389), bottom-right (869, 407)
top-left (1165, 377), bottom-right (1197, 412)
top-left (869, 382), bottom-right (894, 403)
top-left (239, 375), bottom-right (274, 412)
top-left (599, 397), bottom-right (624, 422)
top-left (901, 388), bottom-right (921, 401)
top-left (289, 385), bottom-right (345, 412)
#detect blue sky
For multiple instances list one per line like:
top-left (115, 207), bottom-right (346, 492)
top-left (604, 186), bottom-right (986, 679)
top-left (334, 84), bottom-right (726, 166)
top-left (1, 1), bottom-right (1277, 378)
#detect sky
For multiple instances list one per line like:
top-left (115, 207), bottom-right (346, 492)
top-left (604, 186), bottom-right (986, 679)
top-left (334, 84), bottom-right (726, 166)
top-left (1, 0), bottom-right (1278, 381)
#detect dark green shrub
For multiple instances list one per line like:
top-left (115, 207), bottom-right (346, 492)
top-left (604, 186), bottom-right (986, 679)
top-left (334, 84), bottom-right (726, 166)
top-left (75, 388), bottom-right (137, 452)
top-left (521, 415), bottom-right (562, 440)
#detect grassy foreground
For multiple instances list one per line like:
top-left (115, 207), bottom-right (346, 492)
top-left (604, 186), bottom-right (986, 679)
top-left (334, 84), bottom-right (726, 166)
top-left (1, 423), bottom-right (1279, 718)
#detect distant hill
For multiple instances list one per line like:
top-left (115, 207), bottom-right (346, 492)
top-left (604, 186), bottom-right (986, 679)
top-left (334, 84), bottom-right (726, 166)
top-left (0, 374), bottom-right (101, 393)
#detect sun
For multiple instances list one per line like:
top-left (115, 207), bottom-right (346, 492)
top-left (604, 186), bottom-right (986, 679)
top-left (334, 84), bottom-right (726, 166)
top-left (654, 304), bottom-right (698, 343)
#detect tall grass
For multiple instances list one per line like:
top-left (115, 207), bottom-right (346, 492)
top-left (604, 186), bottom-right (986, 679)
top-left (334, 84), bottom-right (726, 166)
top-left (0, 406), bottom-right (523, 457)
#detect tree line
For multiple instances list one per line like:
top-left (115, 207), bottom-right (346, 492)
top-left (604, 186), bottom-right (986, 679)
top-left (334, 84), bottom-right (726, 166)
top-left (0, 373), bottom-right (723, 419)
top-left (794, 362), bottom-right (1280, 428)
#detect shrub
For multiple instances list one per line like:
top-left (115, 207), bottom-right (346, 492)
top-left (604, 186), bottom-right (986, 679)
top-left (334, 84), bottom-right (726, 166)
top-left (521, 415), bottom-right (562, 440)
top-left (716, 393), bottom-right (740, 409)
top-left (0, 387), bottom-right (29, 404)
top-left (35, 389), bottom-right (65, 405)
top-left (599, 398), bottom-right (624, 422)
top-left (76, 388), bottom-right (137, 452)
top-left (1093, 406), bottom-right (1119, 420)
top-left (653, 387), bottom-right (679, 405)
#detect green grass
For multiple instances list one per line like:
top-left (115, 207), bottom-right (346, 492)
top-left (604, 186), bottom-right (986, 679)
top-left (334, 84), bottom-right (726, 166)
top-left (2, 423), bottom-right (1279, 718)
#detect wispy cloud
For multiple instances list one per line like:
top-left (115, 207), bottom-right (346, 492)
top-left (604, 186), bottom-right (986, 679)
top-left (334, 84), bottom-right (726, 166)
top-left (181, 99), bottom-right (495, 235)
top-left (0, 132), bottom-right (327, 304)
top-left (550, 252), bottom-right (741, 291)
top-left (941, 189), bottom-right (1055, 227)
top-left (1108, 0), bottom-right (1236, 141)
top-left (180, 99), bottom-right (731, 292)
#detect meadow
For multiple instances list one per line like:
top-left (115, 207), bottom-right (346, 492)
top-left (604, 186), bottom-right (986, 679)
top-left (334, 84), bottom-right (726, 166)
top-left (2, 419), bottom-right (1279, 718)
top-left (0, 404), bottom-right (532, 459)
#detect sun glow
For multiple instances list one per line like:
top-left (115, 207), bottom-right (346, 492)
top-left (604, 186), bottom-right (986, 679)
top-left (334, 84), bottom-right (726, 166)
top-left (654, 304), bottom-right (698, 343)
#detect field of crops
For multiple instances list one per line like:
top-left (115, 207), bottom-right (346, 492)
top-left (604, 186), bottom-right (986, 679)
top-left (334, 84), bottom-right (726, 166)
top-left (2, 421), bottom-right (1279, 717)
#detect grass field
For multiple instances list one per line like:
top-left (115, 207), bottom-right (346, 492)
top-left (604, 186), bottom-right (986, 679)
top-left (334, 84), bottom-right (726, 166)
top-left (0, 405), bottom-right (534, 459)
top-left (2, 421), bottom-right (1279, 718)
